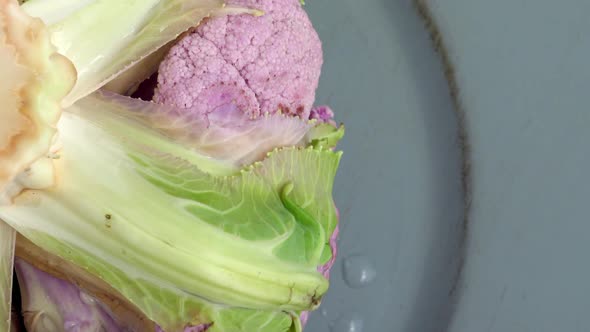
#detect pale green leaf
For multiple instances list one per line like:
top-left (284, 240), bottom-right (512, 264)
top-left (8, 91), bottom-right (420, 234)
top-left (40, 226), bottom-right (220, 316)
top-left (0, 92), bottom-right (341, 331)
top-left (22, 0), bottom-right (225, 105)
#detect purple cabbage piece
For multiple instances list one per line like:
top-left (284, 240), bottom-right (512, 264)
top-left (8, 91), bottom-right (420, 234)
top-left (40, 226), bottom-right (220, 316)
top-left (15, 259), bottom-right (218, 332)
top-left (14, 259), bottom-right (123, 332)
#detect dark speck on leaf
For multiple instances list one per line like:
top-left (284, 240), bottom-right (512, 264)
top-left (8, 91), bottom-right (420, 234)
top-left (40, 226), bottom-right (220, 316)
top-left (105, 214), bottom-right (112, 228)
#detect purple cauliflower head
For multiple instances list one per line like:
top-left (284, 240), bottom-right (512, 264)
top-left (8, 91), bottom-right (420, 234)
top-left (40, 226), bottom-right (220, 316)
top-left (154, 0), bottom-right (323, 119)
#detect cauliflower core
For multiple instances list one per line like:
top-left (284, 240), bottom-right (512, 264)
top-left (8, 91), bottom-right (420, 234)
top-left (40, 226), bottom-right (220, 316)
top-left (154, 0), bottom-right (323, 119)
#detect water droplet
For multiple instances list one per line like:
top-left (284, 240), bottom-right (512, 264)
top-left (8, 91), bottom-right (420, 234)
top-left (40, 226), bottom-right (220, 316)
top-left (329, 314), bottom-right (364, 332)
top-left (80, 291), bottom-right (96, 305)
top-left (321, 307), bottom-right (329, 317)
top-left (342, 254), bottom-right (377, 288)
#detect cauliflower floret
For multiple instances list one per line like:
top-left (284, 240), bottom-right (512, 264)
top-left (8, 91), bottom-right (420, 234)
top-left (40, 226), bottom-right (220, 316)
top-left (154, 0), bottom-right (323, 119)
top-left (310, 105), bottom-right (336, 127)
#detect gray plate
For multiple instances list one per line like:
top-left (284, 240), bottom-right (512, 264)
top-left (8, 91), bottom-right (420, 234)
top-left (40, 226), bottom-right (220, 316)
top-left (425, 1), bottom-right (590, 331)
top-left (305, 1), bottom-right (465, 331)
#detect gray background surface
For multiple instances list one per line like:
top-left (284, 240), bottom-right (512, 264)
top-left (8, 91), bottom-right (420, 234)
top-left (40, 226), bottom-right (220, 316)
top-left (304, 0), bottom-right (590, 331)
top-left (427, 1), bottom-right (590, 331)
top-left (305, 1), bottom-right (465, 331)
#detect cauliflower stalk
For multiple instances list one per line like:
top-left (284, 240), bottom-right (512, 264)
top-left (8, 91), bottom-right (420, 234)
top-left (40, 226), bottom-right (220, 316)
top-left (0, 0), bottom-right (344, 331)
